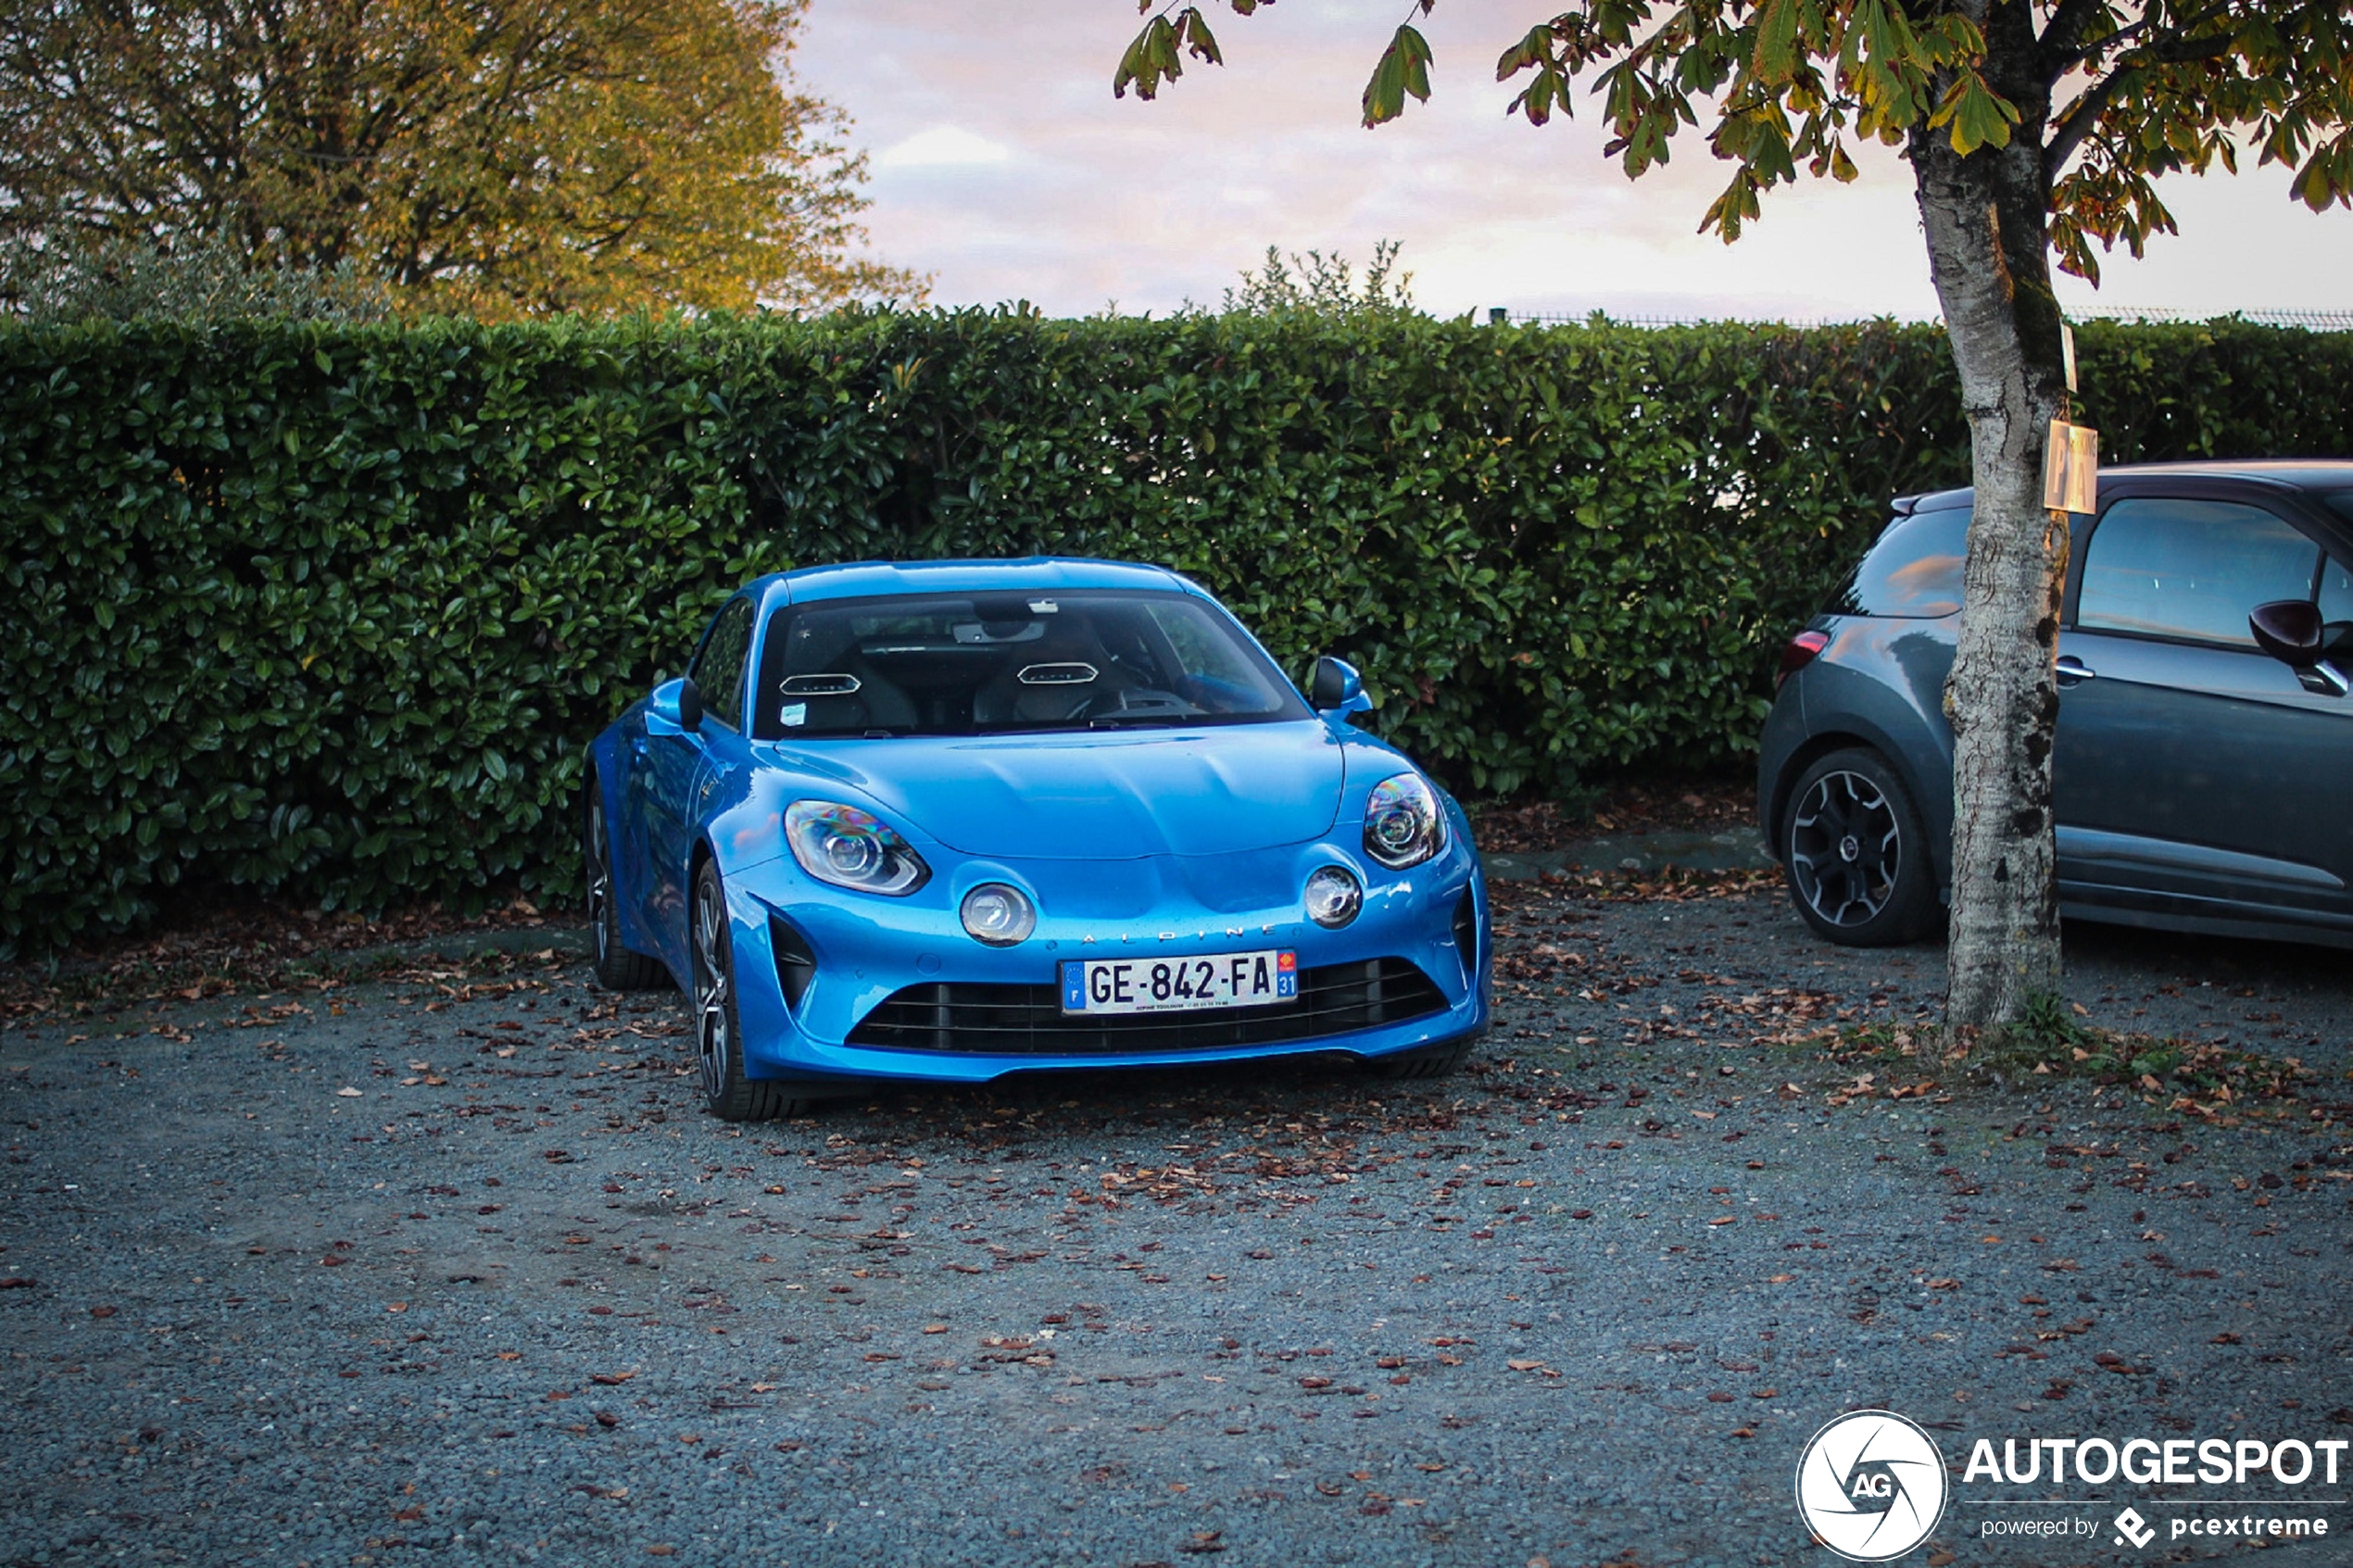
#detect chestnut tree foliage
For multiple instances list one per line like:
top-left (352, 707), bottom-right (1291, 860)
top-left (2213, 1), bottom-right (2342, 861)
top-left (0, 0), bottom-right (924, 315)
top-left (1117, 0), bottom-right (2353, 1030)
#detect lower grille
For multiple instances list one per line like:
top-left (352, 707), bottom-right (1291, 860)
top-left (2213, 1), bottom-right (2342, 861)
top-left (847, 957), bottom-right (1448, 1055)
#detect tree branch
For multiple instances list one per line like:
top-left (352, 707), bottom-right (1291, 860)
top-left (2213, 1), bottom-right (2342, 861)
top-left (2036, 0), bottom-right (2113, 75)
top-left (2044, 27), bottom-right (2235, 180)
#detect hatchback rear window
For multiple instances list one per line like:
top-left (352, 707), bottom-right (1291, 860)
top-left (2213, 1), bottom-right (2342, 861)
top-left (1831, 507), bottom-right (1969, 618)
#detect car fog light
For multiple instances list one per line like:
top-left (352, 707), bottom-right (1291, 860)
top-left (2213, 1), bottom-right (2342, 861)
top-left (960, 883), bottom-right (1037, 947)
top-left (1304, 865), bottom-right (1362, 929)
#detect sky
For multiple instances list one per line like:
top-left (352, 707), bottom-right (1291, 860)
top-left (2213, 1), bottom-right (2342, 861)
top-left (793, 1), bottom-right (2353, 324)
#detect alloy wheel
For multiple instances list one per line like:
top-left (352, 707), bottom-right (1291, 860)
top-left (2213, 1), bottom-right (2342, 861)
top-left (692, 876), bottom-right (732, 1103)
top-left (1789, 770), bottom-right (1901, 928)
top-left (586, 796), bottom-right (613, 966)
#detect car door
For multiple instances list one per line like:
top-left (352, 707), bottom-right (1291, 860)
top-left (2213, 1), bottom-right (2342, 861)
top-left (2054, 490), bottom-right (2353, 925)
top-left (687, 600), bottom-right (761, 868)
top-left (640, 598), bottom-right (753, 958)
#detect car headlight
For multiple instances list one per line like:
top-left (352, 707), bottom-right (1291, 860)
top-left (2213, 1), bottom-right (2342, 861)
top-left (1363, 773), bottom-right (1445, 870)
top-left (960, 883), bottom-right (1037, 947)
top-left (1303, 865), bottom-right (1362, 929)
top-left (785, 801), bottom-right (929, 896)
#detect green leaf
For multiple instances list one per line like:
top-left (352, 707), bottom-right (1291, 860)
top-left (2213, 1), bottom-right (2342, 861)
top-left (1114, 16), bottom-right (1184, 101)
top-left (1361, 24), bottom-right (1433, 128)
top-left (1751, 0), bottom-right (1802, 83)
top-left (1179, 6), bottom-right (1222, 67)
top-left (1930, 72), bottom-right (2019, 156)
top-left (1496, 25), bottom-right (1554, 81)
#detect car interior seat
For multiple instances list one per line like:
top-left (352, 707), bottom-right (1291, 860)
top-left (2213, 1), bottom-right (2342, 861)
top-left (764, 621), bottom-right (917, 736)
top-left (970, 615), bottom-right (1136, 725)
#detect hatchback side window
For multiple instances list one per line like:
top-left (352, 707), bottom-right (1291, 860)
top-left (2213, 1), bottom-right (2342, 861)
top-left (2076, 498), bottom-right (2321, 646)
top-left (691, 599), bottom-right (755, 731)
top-left (2322, 555), bottom-right (2353, 628)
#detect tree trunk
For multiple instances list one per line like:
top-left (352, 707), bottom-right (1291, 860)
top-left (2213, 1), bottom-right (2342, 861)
top-left (1909, 107), bottom-right (2070, 1031)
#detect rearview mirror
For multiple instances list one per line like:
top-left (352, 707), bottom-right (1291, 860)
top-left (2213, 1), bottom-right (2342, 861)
top-left (648, 676), bottom-right (704, 733)
top-left (2249, 599), bottom-right (2323, 665)
top-left (1309, 656), bottom-right (1373, 717)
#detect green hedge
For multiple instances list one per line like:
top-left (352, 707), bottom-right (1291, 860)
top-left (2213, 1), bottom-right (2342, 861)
top-left (5, 311), bottom-right (2349, 951)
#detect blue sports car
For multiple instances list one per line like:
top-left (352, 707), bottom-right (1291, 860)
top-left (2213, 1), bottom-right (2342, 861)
top-left (582, 558), bottom-right (1490, 1120)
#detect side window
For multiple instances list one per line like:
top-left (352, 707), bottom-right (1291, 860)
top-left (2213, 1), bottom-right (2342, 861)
top-left (690, 599), bottom-right (754, 731)
top-left (1832, 507), bottom-right (1970, 618)
top-left (2321, 555), bottom-right (2353, 628)
top-left (2076, 498), bottom-right (2321, 646)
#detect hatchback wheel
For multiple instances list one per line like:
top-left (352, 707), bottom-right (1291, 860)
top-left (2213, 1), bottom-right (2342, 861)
top-left (1780, 748), bottom-right (1939, 946)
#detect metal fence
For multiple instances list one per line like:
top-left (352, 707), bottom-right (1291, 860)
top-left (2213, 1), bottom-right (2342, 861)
top-left (1489, 306), bottom-right (2353, 331)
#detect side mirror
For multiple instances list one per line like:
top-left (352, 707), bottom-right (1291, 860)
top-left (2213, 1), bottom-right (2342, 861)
top-left (1308, 656), bottom-right (1373, 717)
top-left (2249, 600), bottom-right (2323, 665)
top-left (648, 675), bottom-right (704, 734)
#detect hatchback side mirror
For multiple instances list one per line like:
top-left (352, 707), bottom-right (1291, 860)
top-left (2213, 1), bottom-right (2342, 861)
top-left (648, 675), bottom-right (704, 733)
top-left (2250, 600), bottom-right (2351, 696)
top-left (2250, 600), bottom-right (2324, 665)
top-left (1309, 656), bottom-right (1373, 717)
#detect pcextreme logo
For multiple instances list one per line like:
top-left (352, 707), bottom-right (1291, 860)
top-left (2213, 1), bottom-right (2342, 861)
top-left (1795, 1409), bottom-right (1951, 1562)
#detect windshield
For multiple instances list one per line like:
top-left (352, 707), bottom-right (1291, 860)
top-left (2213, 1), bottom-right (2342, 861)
top-left (749, 589), bottom-right (1309, 740)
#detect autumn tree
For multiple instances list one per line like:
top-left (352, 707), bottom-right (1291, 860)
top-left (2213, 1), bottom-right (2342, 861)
top-left (1116, 0), bottom-right (2353, 1031)
top-left (0, 0), bottom-right (924, 315)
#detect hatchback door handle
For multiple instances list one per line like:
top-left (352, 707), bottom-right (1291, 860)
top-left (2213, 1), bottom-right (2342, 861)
top-left (2056, 656), bottom-right (2095, 687)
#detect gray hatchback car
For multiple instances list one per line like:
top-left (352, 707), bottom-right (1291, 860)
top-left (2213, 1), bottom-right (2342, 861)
top-left (1759, 460), bottom-right (2353, 949)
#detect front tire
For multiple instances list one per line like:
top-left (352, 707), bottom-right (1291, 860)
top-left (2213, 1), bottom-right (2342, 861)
top-left (690, 860), bottom-right (830, 1122)
top-left (1780, 747), bottom-right (1940, 947)
top-left (585, 779), bottom-right (665, 991)
top-left (1370, 1034), bottom-right (1478, 1081)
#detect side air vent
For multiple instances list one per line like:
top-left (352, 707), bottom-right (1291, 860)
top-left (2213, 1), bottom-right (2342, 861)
top-left (1452, 888), bottom-right (1480, 984)
top-left (769, 916), bottom-right (816, 1009)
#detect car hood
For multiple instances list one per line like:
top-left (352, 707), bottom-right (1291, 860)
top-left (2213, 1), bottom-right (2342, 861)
top-left (767, 722), bottom-right (1349, 859)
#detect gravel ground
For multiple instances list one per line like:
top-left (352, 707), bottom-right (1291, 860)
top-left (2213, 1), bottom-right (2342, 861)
top-left (4, 881), bottom-right (2350, 1568)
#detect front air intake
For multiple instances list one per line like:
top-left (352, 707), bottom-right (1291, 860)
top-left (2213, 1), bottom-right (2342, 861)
top-left (846, 958), bottom-right (1446, 1054)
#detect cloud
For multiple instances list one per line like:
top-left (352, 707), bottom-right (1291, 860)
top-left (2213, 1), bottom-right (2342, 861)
top-left (874, 127), bottom-right (1015, 171)
top-left (801, 1), bottom-right (2353, 321)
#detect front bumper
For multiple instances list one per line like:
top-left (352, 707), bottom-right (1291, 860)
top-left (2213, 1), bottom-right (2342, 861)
top-left (718, 828), bottom-right (1490, 1085)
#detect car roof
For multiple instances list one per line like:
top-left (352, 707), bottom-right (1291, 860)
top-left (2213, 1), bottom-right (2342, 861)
top-left (1893, 458), bottom-right (2353, 515)
top-left (752, 557), bottom-right (1196, 607)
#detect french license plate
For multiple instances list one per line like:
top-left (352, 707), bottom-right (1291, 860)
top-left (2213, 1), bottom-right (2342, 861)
top-left (1060, 949), bottom-right (1296, 1015)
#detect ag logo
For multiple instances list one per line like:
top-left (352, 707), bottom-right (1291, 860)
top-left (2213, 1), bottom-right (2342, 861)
top-left (1794, 1409), bottom-right (1949, 1562)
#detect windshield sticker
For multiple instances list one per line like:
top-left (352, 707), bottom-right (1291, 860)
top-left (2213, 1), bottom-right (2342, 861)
top-left (780, 703), bottom-right (807, 728)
